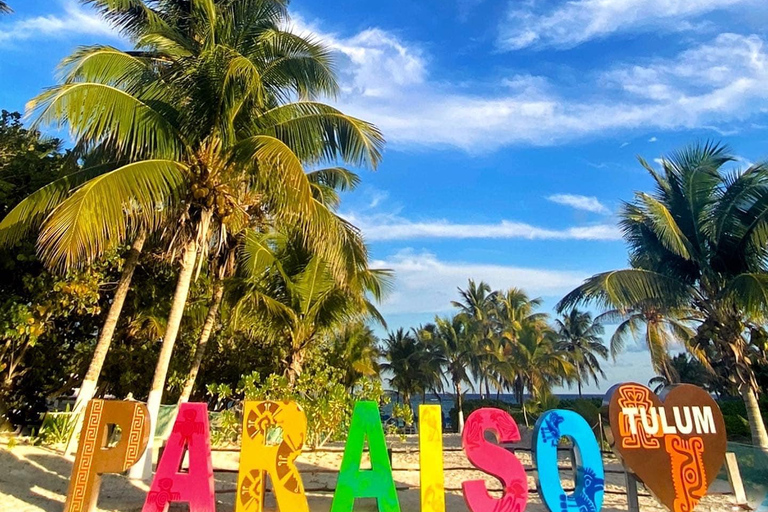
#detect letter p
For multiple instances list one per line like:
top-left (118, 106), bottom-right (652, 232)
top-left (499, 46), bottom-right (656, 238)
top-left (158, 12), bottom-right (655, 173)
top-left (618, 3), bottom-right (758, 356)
top-left (64, 400), bottom-right (150, 512)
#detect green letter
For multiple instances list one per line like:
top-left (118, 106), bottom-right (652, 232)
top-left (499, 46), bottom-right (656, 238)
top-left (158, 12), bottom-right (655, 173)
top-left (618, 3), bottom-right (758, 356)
top-left (331, 401), bottom-right (401, 512)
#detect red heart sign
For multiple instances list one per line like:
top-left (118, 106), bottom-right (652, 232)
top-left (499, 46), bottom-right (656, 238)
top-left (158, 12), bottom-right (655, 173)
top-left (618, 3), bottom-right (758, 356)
top-left (605, 383), bottom-right (727, 512)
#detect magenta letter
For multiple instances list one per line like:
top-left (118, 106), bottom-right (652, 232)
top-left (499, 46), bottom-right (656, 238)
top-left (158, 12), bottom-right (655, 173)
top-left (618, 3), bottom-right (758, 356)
top-left (142, 403), bottom-right (215, 512)
top-left (461, 408), bottom-right (528, 512)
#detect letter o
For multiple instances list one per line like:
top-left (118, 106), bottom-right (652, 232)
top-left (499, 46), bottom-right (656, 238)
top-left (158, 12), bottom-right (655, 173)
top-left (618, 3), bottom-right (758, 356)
top-left (533, 410), bottom-right (605, 512)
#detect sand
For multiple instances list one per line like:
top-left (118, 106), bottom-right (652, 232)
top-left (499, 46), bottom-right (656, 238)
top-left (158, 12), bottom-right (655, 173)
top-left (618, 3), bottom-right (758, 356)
top-left (0, 432), bottom-right (742, 512)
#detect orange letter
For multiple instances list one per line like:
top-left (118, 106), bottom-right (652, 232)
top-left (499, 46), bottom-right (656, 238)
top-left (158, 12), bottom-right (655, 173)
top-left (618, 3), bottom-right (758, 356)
top-left (236, 401), bottom-right (308, 512)
top-left (64, 400), bottom-right (150, 512)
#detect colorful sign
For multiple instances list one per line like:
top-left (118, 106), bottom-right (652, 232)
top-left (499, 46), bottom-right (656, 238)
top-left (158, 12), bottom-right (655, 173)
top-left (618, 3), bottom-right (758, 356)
top-left (605, 383), bottom-right (727, 512)
top-left (64, 388), bottom-right (729, 512)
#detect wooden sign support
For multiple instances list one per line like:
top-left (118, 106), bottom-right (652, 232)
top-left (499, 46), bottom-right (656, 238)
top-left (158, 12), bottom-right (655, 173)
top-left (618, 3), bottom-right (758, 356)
top-left (624, 471), bottom-right (640, 512)
top-left (724, 452), bottom-right (748, 506)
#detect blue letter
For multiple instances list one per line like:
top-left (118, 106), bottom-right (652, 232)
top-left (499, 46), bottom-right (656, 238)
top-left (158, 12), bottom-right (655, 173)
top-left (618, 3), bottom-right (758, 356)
top-left (533, 410), bottom-right (604, 512)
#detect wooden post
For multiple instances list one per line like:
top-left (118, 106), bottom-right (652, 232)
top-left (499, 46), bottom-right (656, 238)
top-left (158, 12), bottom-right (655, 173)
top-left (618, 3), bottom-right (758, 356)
top-left (625, 471), bottom-right (640, 512)
top-left (724, 452), bottom-right (748, 506)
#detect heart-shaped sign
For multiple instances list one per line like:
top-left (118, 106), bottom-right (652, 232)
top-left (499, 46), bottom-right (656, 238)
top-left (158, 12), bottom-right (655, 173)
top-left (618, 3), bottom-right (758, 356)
top-left (604, 383), bottom-right (727, 512)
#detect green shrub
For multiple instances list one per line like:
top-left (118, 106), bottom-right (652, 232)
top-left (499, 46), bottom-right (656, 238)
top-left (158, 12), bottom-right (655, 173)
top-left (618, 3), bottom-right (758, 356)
top-left (723, 413), bottom-right (751, 441)
top-left (35, 409), bottom-right (74, 445)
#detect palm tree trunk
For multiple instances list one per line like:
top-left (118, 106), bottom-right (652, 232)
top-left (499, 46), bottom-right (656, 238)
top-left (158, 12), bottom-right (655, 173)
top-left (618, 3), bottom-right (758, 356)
top-left (740, 383), bottom-right (768, 451)
top-left (455, 381), bottom-right (464, 433)
top-left (129, 215), bottom-right (209, 480)
top-left (177, 278), bottom-right (224, 404)
top-left (576, 361), bottom-right (582, 399)
top-left (286, 347), bottom-right (305, 386)
top-left (65, 230), bottom-right (146, 455)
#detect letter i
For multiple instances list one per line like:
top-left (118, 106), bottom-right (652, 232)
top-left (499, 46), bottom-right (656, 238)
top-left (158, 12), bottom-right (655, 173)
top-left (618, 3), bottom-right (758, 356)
top-left (419, 405), bottom-right (445, 512)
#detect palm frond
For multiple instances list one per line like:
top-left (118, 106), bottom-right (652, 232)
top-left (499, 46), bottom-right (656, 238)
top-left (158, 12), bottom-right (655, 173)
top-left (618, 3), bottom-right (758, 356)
top-left (252, 102), bottom-right (384, 168)
top-left (558, 269), bottom-right (692, 311)
top-left (38, 159), bottom-right (187, 271)
top-left (0, 164), bottom-right (113, 247)
top-left (27, 82), bottom-right (184, 160)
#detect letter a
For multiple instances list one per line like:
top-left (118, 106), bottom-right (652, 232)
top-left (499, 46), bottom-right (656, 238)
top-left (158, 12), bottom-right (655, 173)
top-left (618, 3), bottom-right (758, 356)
top-left (331, 401), bottom-right (401, 512)
top-left (419, 405), bottom-right (445, 512)
top-left (142, 403), bottom-right (215, 512)
top-left (462, 408), bottom-right (528, 512)
top-left (65, 400), bottom-right (150, 512)
top-left (236, 401), bottom-right (308, 512)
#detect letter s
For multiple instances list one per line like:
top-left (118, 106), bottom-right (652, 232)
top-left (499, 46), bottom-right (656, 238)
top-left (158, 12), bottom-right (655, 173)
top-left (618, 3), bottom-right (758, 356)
top-left (461, 408), bottom-right (528, 512)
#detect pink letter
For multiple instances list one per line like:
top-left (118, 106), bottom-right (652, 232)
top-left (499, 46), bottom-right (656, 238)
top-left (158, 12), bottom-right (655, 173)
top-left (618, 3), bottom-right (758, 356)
top-left (461, 408), bottom-right (528, 512)
top-left (142, 403), bottom-right (215, 512)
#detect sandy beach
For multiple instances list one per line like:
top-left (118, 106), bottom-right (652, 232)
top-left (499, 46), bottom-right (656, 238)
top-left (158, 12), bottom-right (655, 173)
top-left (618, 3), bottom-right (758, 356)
top-left (0, 430), bottom-right (741, 512)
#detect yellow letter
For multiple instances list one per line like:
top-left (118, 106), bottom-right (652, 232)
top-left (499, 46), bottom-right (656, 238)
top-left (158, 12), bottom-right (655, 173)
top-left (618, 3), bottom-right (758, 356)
top-left (236, 401), bottom-right (308, 512)
top-left (419, 405), bottom-right (445, 512)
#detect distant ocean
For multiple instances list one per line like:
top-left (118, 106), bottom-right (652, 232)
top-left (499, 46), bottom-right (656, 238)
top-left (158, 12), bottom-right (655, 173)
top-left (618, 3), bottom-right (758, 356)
top-left (381, 392), bottom-right (605, 417)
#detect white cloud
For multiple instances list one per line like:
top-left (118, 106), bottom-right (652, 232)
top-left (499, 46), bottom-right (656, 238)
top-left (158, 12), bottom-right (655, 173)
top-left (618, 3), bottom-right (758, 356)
top-left (498, 0), bottom-right (755, 50)
top-left (372, 250), bottom-right (589, 315)
top-left (342, 212), bottom-right (621, 241)
top-left (290, 17), bottom-right (768, 151)
top-left (648, 137), bottom-right (658, 142)
top-left (547, 194), bottom-right (610, 214)
top-left (0, 0), bottom-right (120, 44)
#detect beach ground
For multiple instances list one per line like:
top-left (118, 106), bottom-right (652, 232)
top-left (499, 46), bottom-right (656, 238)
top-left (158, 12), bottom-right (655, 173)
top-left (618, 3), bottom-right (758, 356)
top-left (0, 433), bottom-right (741, 512)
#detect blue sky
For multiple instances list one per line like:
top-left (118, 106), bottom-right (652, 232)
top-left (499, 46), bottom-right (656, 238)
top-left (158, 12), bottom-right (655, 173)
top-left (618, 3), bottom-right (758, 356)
top-left (2, 0), bottom-right (768, 393)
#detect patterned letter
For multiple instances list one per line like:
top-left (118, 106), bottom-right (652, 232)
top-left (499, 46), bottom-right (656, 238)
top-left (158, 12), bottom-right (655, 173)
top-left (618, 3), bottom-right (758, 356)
top-left (331, 401), bottom-right (400, 512)
top-left (419, 405), bottom-right (445, 512)
top-left (65, 400), bottom-right (150, 512)
top-left (236, 401), bottom-right (308, 512)
top-left (461, 408), bottom-right (527, 512)
top-left (533, 410), bottom-right (605, 512)
top-left (142, 403), bottom-right (215, 512)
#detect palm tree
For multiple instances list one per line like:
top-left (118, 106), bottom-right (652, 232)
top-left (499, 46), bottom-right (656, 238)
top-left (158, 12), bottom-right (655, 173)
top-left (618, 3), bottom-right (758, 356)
top-left (0, 2), bottom-right (11, 14)
top-left (595, 305), bottom-right (695, 381)
top-left (177, 166), bottom-right (362, 402)
top-left (325, 322), bottom-right (381, 392)
top-left (420, 316), bottom-right (475, 432)
top-left (8, 1), bottom-right (384, 476)
top-left (232, 230), bottom-right (390, 384)
top-left (491, 288), bottom-right (548, 401)
top-left (559, 142), bottom-right (768, 449)
top-left (380, 328), bottom-right (424, 408)
top-left (510, 322), bottom-right (574, 401)
top-left (648, 352), bottom-right (717, 394)
top-left (555, 309), bottom-right (608, 398)
top-left (452, 280), bottom-right (496, 397)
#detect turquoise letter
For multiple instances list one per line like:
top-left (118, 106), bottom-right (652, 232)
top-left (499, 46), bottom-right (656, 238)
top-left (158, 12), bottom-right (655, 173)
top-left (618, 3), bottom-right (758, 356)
top-left (533, 409), bottom-right (605, 512)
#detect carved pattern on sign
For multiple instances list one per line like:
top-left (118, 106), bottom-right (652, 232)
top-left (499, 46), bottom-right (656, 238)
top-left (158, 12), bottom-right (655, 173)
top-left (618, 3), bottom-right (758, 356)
top-left (666, 436), bottom-right (707, 512)
top-left (617, 384), bottom-right (661, 449)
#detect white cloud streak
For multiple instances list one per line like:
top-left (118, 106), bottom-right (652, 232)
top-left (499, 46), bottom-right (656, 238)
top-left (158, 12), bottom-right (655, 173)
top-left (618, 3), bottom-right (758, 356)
top-left (342, 212), bottom-right (621, 241)
top-left (547, 194), bottom-right (610, 214)
top-left (498, 0), bottom-right (755, 50)
top-left (372, 250), bottom-right (589, 315)
top-left (0, 0), bottom-right (119, 44)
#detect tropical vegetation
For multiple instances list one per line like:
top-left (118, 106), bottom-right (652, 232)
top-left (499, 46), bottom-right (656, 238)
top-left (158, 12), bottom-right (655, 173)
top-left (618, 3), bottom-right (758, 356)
top-left (559, 143), bottom-right (768, 449)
